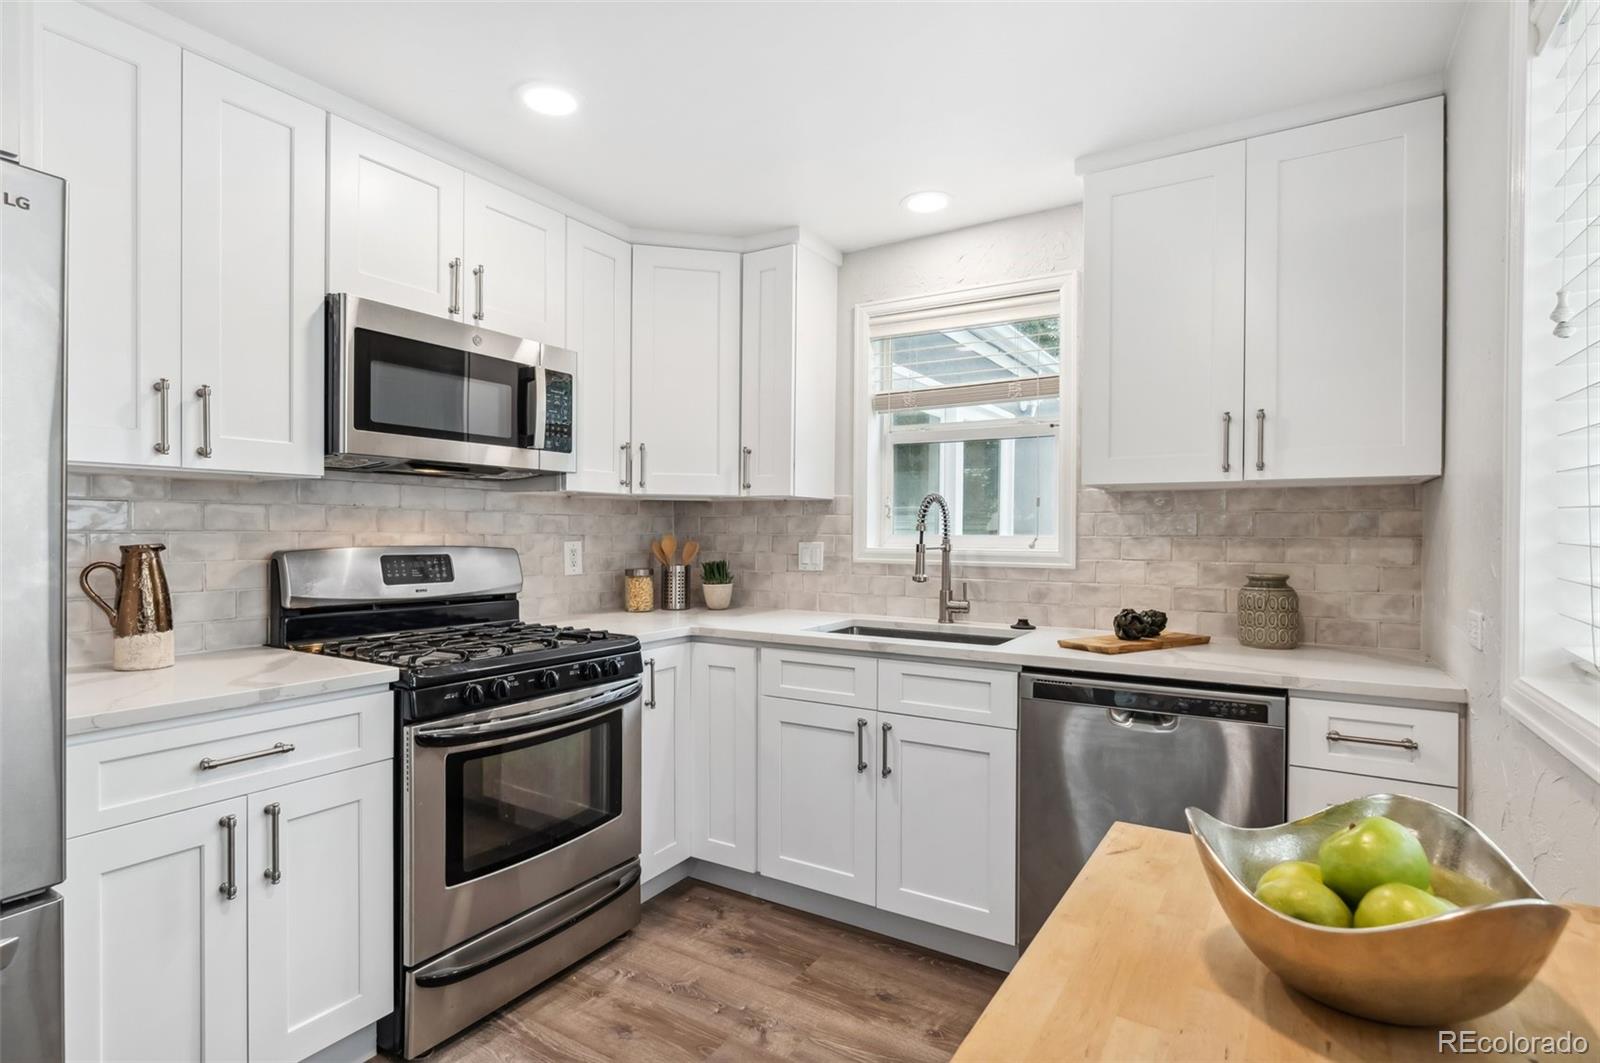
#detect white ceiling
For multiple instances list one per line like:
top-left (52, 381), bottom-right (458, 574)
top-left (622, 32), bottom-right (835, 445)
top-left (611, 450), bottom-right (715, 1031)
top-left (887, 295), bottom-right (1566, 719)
top-left (149, 0), bottom-right (1466, 252)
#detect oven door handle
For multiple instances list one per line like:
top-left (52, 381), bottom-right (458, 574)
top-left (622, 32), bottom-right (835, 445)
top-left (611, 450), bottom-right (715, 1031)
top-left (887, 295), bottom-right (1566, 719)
top-left (412, 679), bottom-right (641, 747)
top-left (413, 861), bottom-right (642, 988)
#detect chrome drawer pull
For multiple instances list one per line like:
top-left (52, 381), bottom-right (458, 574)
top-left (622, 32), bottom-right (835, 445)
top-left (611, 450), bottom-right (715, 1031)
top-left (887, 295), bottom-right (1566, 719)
top-left (448, 257), bottom-right (462, 315)
top-left (195, 384), bottom-right (214, 458)
top-left (198, 741), bottom-right (295, 771)
top-left (1254, 408), bottom-right (1266, 472)
top-left (1221, 411), bottom-right (1231, 473)
top-left (620, 442), bottom-right (632, 488)
top-left (472, 264), bottom-right (486, 321)
top-left (644, 657), bottom-right (657, 709)
top-left (219, 814), bottom-right (238, 900)
top-left (741, 446), bottom-right (753, 491)
top-left (1325, 729), bottom-right (1418, 751)
top-left (153, 378), bottom-right (172, 455)
top-left (264, 803), bottom-right (283, 884)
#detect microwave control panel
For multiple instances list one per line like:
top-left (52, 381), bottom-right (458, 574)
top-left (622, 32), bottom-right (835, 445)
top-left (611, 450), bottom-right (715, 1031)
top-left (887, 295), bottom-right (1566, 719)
top-left (541, 370), bottom-right (573, 453)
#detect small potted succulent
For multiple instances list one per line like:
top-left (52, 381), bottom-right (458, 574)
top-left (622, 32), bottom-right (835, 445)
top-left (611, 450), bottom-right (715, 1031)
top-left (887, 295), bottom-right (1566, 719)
top-left (700, 559), bottom-right (734, 610)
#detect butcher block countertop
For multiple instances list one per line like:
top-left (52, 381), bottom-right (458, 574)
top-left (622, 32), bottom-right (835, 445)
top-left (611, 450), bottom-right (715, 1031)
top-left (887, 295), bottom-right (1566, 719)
top-left (955, 824), bottom-right (1600, 1062)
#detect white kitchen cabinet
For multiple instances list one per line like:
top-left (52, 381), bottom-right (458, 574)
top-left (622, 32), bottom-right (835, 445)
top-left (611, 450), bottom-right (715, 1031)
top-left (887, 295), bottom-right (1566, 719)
top-left (641, 644), bottom-right (693, 881)
top-left (757, 697), bottom-right (876, 904)
top-left (62, 797), bottom-right (249, 1063)
top-left (463, 173), bottom-right (565, 344)
top-left (1083, 142), bottom-right (1245, 488)
top-left (876, 712), bottom-right (1016, 944)
top-left (1288, 765), bottom-right (1459, 819)
top-left (565, 220), bottom-right (634, 493)
top-left (739, 244), bottom-right (837, 499)
top-left (690, 643), bottom-right (757, 870)
top-left (247, 762), bottom-right (392, 1063)
top-left (30, 1), bottom-right (182, 470)
top-left (328, 116), bottom-right (465, 318)
top-left (632, 246), bottom-right (742, 496)
top-left (1243, 98), bottom-right (1443, 481)
top-left (181, 54), bottom-right (326, 477)
top-left (1083, 98), bottom-right (1442, 489)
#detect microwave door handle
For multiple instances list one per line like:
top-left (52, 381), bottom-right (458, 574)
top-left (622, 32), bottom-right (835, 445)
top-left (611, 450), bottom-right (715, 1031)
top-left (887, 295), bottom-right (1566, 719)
top-left (523, 365), bottom-right (548, 450)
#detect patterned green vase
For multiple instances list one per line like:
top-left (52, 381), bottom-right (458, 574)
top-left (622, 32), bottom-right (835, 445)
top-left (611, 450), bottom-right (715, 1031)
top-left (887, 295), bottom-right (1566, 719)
top-left (1237, 573), bottom-right (1301, 649)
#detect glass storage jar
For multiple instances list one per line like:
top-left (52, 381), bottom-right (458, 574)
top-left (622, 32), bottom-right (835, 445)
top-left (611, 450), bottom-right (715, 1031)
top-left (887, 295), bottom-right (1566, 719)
top-left (623, 568), bottom-right (654, 613)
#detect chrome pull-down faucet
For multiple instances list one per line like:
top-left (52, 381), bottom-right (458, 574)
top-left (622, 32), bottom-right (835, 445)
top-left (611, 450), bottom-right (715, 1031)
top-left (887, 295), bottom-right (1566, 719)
top-left (912, 493), bottom-right (970, 624)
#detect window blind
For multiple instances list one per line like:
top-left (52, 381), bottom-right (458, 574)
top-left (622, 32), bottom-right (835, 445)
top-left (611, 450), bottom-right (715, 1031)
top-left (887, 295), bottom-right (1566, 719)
top-left (1550, 0), bottom-right (1600, 669)
top-left (867, 296), bottom-right (1062, 413)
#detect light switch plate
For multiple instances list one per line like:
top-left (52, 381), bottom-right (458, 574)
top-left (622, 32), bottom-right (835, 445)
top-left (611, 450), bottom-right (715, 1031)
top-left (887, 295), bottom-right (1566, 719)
top-left (798, 541), bottom-right (824, 571)
top-left (1466, 609), bottom-right (1484, 652)
top-left (563, 540), bottom-right (583, 576)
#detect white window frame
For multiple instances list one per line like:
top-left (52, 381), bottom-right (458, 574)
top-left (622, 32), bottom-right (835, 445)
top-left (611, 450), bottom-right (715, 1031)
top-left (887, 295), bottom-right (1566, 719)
top-left (851, 273), bottom-right (1079, 568)
top-left (1507, 0), bottom-right (1600, 783)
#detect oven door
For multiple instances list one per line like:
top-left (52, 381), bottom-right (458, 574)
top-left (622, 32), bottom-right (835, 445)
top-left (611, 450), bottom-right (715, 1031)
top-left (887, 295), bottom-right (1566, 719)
top-left (405, 677), bottom-right (641, 964)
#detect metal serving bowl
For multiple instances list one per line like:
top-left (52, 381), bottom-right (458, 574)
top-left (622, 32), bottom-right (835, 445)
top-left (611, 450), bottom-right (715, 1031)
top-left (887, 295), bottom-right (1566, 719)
top-left (1187, 794), bottom-right (1571, 1026)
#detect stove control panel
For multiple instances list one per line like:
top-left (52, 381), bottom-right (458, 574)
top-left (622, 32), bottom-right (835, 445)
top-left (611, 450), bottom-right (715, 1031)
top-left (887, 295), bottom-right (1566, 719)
top-left (380, 553), bottom-right (454, 585)
top-left (406, 651), bottom-right (643, 721)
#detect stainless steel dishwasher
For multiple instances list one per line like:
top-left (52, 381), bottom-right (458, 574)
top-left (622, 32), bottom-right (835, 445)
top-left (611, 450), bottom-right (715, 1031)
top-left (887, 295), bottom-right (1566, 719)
top-left (1018, 673), bottom-right (1286, 947)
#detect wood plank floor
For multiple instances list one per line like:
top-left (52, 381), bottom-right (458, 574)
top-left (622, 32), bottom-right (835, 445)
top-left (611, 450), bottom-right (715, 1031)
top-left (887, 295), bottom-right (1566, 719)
top-left (420, 880), bottom-right (1005, 1063)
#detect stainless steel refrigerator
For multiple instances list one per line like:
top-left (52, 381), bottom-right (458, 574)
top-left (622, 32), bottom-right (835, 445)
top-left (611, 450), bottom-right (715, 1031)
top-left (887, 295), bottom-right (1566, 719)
top-left (0, 157), bottom-right (67, 1061)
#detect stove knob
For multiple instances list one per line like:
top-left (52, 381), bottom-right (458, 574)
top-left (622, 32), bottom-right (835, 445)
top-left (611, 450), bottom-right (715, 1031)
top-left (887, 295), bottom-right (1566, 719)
top-left (578, 661), bottom-right (601, 681)
top-left (491, 678), bottom-right (514, 701)
top-left (463, 683), bottom-right (486, 708)
top-left (603, 658), bottom-right (622, 677)
top-left (536, 670), bottom-right (560, 691)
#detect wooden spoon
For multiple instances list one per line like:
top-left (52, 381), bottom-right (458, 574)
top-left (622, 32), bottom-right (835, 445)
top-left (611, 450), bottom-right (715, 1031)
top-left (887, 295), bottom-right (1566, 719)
top-left (650, 539), bottom-right (670, 566)
top-left (661, 533), bottom-right (678, 565)
top-left (681, 540), bottom-right (700, 566)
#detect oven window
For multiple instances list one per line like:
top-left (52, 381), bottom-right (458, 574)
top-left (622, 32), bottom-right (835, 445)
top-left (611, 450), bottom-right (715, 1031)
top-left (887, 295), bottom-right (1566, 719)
top-left (444, 711), bottom-right (622, 885)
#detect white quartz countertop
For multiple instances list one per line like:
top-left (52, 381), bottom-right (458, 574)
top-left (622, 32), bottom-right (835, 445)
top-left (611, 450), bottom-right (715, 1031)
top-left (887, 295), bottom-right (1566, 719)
top-left (66, 648), bottom-right (399, 736)
top-left (556, 607), bottom-right (1468, 706)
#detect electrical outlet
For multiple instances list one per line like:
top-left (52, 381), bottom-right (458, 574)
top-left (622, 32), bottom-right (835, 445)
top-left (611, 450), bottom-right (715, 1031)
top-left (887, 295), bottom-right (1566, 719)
top-left (798, 541), bottom-right (824, 571)
top-left (1466, 609), bottom-right (1485, 652)
top-left (563, 540), bottom-right (583, 576)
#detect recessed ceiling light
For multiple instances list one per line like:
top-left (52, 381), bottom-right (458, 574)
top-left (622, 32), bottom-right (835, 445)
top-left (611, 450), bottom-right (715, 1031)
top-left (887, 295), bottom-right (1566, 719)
top-left (518, 82), bottom-right (579, 117)
top-left (901, 191), bottom-right (951, 214)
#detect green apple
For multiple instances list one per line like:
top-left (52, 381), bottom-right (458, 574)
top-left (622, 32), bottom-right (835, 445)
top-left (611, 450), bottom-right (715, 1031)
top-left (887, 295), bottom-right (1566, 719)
top-left (1353, 882), bottom-right (1459, 928)
top-left (1254, 876), bottom-right (1353, 928)
top-left (1256, 860), bottom-right (1323, 890)
top-left (1317, 816), bottom-right (1431, 906)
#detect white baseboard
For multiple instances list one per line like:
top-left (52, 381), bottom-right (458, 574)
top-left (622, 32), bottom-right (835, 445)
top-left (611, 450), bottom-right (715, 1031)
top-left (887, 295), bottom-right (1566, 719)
top-left (643, 859), bottom-right (1018, 972)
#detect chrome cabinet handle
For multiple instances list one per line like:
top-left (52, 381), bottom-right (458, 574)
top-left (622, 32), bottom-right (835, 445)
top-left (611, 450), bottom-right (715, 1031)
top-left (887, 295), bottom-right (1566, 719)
top-left (264, 803), bottom-right (282, 884)
top-left (1325, 729), bottom-right (1419, 751)
top-left (198, 741), bottom-right (295, 771)
top-left (638, 443), bottom-right (647, 492)
top-left (219, 814), bottom-right (238, 899)
top-left (195, 385), bottom-right (214, 458)
top-left (448, 257), bottom-right (462, 315)
top-left (620, 442), bottom-right (632, 488)
top-left (153, 378), bottom-right (172, 455)
top-left (856, 718), bottom-right (868, 773)
top-left (1254, 409), bottom-right (1266, 472)
top-left (1221, 411), bottom-right (1232, 473)
top-left (741, 446), bottom-right (753, 491)
top-left (880, 721), bottom-right (893, 778)
top-left (644, 657), bottom-right (657, 709)
top-left (472, 264), bottom-right (485, 321)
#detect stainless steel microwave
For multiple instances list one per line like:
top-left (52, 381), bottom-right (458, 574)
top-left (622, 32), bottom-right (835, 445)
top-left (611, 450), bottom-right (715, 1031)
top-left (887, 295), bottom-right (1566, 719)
top-left (325, 294), bottom-right (575, 480)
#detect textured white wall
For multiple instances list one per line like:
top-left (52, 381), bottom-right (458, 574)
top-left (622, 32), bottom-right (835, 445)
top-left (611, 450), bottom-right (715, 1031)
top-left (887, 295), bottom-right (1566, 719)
top-left (1423, 1), bottom-right (1600, 901)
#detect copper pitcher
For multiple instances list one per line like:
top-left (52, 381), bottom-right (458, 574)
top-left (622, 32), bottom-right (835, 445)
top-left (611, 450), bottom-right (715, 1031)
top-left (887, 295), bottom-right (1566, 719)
top-left (80, 544), bottom-right (175, 671)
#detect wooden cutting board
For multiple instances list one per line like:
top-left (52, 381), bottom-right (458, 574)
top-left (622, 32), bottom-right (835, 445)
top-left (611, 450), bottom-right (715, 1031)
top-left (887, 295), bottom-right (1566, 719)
top-left (1057, 631), bottom-right (1211, 654)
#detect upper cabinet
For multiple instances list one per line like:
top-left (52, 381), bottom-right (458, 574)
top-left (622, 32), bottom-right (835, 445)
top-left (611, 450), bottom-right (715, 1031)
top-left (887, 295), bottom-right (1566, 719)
top-left (1082, 97), bottom-right (1443, 489)
top-left (328, 118), bottom-right (566, 346)
top-left (631, 245), bottom-right (742, 496)
top-left (740, 245), bottom-right (837, 499)
top-left (566, 220), bottom-right (633, 493)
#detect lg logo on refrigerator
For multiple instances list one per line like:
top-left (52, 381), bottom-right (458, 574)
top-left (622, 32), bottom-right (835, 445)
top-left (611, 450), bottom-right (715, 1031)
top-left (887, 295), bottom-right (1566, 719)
top-left (2, 192), bottom-right (29, 211)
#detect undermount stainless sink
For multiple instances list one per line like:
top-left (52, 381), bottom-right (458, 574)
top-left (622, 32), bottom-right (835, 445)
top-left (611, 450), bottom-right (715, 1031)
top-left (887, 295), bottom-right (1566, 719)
top-left (815, 621), bottom-right (1021, 647)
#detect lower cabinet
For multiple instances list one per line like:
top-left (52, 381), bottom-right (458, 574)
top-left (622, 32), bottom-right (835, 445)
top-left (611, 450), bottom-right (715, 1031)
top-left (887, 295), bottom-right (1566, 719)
top-left (641, 644), bottom-right (693, 881)
top-left (62, 760), bottom-right (392, 1062)
top-left (1288, 765), bottom-right (1459, 819)
top-left (690, 644), bottom-right (758, 871)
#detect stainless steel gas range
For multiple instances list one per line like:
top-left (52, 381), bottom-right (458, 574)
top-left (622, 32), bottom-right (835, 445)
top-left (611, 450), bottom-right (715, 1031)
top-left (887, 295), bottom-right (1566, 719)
top-left (270, 546), bottom-right (642, 1059)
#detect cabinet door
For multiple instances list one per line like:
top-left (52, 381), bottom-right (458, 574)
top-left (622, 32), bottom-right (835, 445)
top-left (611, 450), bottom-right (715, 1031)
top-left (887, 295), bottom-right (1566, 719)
top-left (1244, 98), bottom-right (1443, 482)
top-left (463, 174), bottom-right (565, 344)
top-left (1082, 142), bottom-right (1245, 487)
top-left (328, 116), bottom-right (464, 318)
top-left (740, 245), bottom-right (797, 497)
top-left (876, 713), bottom-right (1016, 943)
top-left (247, 761), bottom-right (392, 1063)
top-left (632, 246), bottom-right (741, 496)
top-left (757, 697), bottom-right (876, 904)
top-left (641, 644), bottom-right (693, 881)
top-left (565, 220), bottom-right (633, 493)
top-left (32, 2), bottom-right (182, 469)
top-left (690, 643), bottom-right (757, 870)
top-left (181, 54), bottom-right (325, 477)
top-left (61, 798), bottom-right (248, 1062)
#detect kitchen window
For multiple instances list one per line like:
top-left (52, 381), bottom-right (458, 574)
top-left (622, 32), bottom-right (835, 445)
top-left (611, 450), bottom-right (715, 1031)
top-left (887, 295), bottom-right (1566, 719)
top-left (1512, 0), bottom-right (1600, 781)
top-left (853, 276), bottom-right (1078, 566)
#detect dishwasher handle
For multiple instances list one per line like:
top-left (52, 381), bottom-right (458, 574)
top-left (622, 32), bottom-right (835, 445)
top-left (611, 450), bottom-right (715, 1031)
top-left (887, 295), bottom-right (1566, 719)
top-left (1108, 707), bottom-right (1180, 732)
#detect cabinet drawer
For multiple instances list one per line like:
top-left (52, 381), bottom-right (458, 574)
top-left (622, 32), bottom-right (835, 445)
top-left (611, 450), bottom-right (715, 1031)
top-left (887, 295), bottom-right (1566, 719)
top-left (67, 690), bottom-right (392, 836)
top-left (1289, 766), bottom-right (1460, 819)
top-left (1288, 697), bottom-right (1458, 788)
top-left (759, 648), bottom-right (876, 709)
top-left (878, 660), bottom-right (1018, 729)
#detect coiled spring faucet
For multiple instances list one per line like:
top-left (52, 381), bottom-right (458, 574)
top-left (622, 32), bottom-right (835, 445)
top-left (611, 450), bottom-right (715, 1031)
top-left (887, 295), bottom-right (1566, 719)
top-left (912, 493), bottom-right (970, 624)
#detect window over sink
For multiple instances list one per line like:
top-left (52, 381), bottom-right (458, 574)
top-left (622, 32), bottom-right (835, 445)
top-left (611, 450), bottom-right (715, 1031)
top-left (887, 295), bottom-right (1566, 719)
top-left (852, 275), bottom-right (1078, 566)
